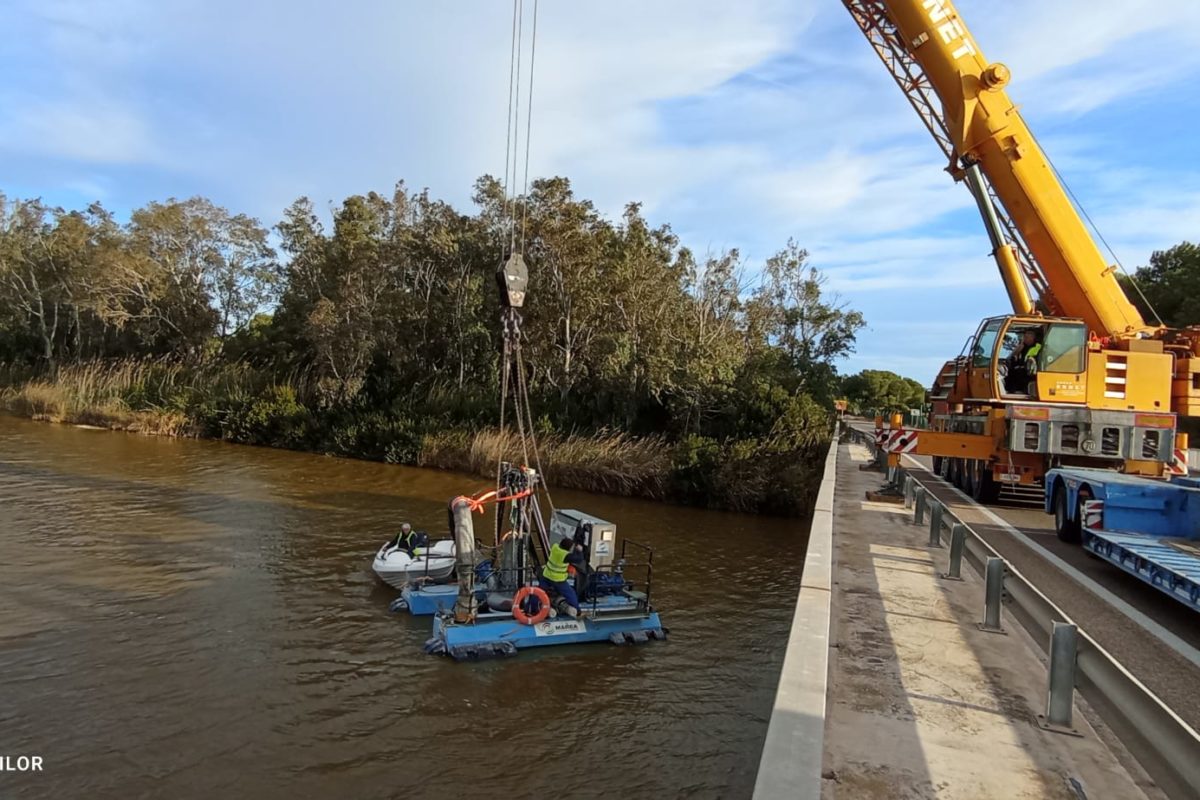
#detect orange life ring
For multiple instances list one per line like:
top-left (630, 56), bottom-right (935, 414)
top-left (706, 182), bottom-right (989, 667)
top-left (512, 586), bottom-right (550, 625)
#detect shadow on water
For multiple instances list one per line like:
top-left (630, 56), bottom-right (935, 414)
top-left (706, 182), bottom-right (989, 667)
top-left (0, 415), bottom-right (811, 800)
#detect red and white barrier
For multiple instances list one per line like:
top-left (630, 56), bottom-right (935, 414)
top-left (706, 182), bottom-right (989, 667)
top-left (887, 429), bottom-right (919, 454)
top-left (1168, 448), bottom-right (1189, 477)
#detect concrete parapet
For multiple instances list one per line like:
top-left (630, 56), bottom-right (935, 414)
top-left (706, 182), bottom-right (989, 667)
top-left (752, 433), bottom-right (839, 800)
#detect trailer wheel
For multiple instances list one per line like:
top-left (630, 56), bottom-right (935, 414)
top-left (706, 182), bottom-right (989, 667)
top-left (932, 456), bottom-right (944, 477)
top-left (1053, 484), bottom-right (1082, 544)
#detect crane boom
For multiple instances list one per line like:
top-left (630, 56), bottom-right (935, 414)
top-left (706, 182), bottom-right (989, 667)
top-left (844, 0), bottom-right (1157, 340)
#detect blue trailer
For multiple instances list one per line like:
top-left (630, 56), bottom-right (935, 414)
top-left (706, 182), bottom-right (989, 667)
top-left (1045, 468), bottom-right (1200, 611)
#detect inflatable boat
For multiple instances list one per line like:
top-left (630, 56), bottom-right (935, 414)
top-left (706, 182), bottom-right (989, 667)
top-left (372, 539), bottom-right (456, 589)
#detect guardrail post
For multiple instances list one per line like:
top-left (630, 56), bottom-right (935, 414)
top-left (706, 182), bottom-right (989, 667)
top-left (978, 557), bottom-right (1007, 634)
top-left (914, 488), bottom-right (927, 525)
top-left (1037, 623), bottom-right (1082, 736)
top-left (904, 475), bottom-right (915, 508)
top-left (928, 502), bottom-right (944, 547)
top-left (941, 524), bottom-right (966, 581)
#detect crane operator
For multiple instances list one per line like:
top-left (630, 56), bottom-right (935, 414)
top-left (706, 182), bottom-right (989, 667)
top-left (1005, 329), bottom-right (1043, 395)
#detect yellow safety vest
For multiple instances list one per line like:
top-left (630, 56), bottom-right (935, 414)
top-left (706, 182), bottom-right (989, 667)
top-left (542, 543), bottom-right (571, 583)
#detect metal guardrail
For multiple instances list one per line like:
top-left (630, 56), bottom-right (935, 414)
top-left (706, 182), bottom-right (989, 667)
top-left (847, 427), bottom-right (1200, 800)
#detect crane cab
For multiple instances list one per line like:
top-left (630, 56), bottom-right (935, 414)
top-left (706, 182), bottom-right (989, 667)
top-left (963, 315), bottom-right (1088, 404)
top-left (924, 315), bottom-right (1179, 491)
top-left (954, 315), bottom-right (1173, 414)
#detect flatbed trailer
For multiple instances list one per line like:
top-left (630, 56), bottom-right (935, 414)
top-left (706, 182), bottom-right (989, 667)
top-left (1045, 468), bottom-right (1200, 612)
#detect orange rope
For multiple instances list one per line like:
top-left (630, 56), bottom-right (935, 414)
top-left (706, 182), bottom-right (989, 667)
top-left (455, 486), bottom-right (535, 515)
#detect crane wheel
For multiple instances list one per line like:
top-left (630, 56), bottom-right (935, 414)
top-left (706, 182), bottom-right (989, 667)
top-left (972, 463), bottom-right (1000, 504)
top-left (962, 460), bottom-right (977, 496)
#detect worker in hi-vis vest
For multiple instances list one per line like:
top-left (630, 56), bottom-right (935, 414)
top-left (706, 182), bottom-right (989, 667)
top-left (1018, 328), bottom-right (1043, 366)
top-left (540, 537), bottom-right (584, 617)
top-left (392, 523), bottom-right (421, 557)
top-left (1005, 328), bottom-right (1043, 394)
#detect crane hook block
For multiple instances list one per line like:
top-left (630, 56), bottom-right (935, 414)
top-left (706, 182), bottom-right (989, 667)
top-left (497, 253), bottom-right (529, 308)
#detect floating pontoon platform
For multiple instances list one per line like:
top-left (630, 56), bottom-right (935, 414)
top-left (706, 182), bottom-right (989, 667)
top-left (423, 594), bottom-right (666, 661)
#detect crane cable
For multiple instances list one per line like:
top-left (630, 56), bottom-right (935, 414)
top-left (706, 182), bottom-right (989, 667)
top-left (500, 0), bottom-right (520, 260)
top-left (500, 0), bottom-right (540, 258)
top-left (519, 0), bottom-right (539, 255)
top-left (496, 0), bottom-right (554, 520)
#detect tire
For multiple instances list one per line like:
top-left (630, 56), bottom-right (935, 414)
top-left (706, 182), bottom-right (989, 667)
top-left (1053, 483), bottom-right (1082, 544)
top-left (932, 456), bottom-right (945, 477)
top-left (962, 459), bottom-right (977, 496)
top-left (946, 458), bottom-right (959, 486)
top-left (973, 463), bottom-right (1000, 504)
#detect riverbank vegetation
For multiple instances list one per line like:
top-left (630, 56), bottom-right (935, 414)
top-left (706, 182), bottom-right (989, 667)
top-left (0, 179), bottom-right (866, 515)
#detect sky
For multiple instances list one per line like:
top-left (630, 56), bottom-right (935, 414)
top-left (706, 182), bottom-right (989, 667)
top-left (4, 0), bottom-right (1200, 382)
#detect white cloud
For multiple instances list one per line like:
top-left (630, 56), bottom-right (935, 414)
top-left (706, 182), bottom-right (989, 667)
top-left (0, 100), bottom-right (162, 165)
top-left (968, 0), bottom-right (1200, 79)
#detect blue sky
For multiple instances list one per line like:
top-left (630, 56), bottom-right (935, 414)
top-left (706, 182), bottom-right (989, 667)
top-left (4, 0), bottom-right (1200, 383)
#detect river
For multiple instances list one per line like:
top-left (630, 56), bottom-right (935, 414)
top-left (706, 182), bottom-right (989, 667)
top-left (0, 415), bottom-right (809, 800)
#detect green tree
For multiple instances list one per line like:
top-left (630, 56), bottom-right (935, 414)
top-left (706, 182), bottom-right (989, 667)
top-left (1124, 242), bottom-right (1200, 328)
top-left (517, 177), bottom-right (614, 406)
top-left (750, 240), bottom-right (864, 375)
top-left (0, 197), bottom-right (62, 363)
top-left (120, 197), bottom-right (276, 355)
top-left (842, 369), bottom-right (926, 414)
top-left (665, 249), bottom-right (747, 434)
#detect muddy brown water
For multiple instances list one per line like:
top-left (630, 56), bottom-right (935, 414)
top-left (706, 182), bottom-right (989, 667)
top-left (0, 415), bottom-right (809, 800)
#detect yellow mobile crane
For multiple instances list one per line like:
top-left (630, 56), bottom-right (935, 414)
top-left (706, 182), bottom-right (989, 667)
top-left (841, 0), bottom-right (1200, 501)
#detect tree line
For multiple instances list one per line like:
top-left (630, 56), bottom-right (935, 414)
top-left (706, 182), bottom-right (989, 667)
top-left (7, 178), bottom-right (1187, 509)
top-left (0, 177), bottom-right (870, 514)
